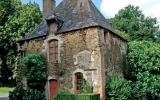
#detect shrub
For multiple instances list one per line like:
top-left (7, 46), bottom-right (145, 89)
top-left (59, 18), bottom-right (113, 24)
top-left (54, 92), bottom-right (75, 100)
top-left (9, 86), bottom-right (25, 100)
top-left (76, 93), bottom-right (100, 100)
top-left (127, 41), bottom-right (160, 99)
top-left (23, 88), bottom-right (46, 100)
top-left (105, 75), bottom-right (132, 100)
top-left (11, 53), bottom-right (48, 100)
top-left (21, 53), bottom-right (48, 82)
top-left (54, 92), bottom-right (100, 100)
top-left (79, 79), bottom-right (93, 93)
top-left (21, 53), bottom-right (48, 91)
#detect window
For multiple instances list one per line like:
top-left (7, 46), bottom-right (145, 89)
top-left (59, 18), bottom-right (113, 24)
top-left (104, 32), bottom-right (108, 42)
top-left (48, 40), bottom-right (58, 63)
top-left (75, 72), bottom-right (83, 91)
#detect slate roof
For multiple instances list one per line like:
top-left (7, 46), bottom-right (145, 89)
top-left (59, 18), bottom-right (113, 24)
top-left (21, 0), bottom-right (122, 41)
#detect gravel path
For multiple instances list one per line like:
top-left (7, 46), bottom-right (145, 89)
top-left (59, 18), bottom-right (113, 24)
top-left (0, 94), bottom-right (9, 100)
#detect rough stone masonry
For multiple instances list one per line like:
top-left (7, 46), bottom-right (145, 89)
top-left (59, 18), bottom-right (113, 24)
top-left (19, 0), bottom-right (128, 100)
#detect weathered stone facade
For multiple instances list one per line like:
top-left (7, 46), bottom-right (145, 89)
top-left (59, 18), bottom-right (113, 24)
top-left (21, 27), bottom-right (127, 100)
top-left (20, 0), bottom-right (128, 100)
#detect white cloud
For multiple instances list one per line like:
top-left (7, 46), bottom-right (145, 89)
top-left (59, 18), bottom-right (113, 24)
top-left (100, 0), bottom-right (160, 23)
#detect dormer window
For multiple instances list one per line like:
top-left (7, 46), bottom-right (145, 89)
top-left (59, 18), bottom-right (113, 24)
top-left (48, 39), bottom-right (58, 63)
top-left (48, 21), bottom-right (57, 35)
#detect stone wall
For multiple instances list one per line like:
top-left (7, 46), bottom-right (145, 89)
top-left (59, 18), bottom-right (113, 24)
top-left (103, 31), bottom-right (128, 78)
top-left (21, 27), bottom-right (104, 99)
top-left (58, 27), bottom-right (104, 99)
top-left (22, 37), bottom-right (46, 54)
top-left (21, 27), bottom-right (127, 100)
top-left (98, 29), bottom-right (128, 100)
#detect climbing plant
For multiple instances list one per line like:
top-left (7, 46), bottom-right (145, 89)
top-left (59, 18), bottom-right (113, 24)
top-left (9, 53), bottom-right (48, 100)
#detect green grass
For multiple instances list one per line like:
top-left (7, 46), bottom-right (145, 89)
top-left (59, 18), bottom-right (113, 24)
top-left (0, 87), bottom-right (14, 94)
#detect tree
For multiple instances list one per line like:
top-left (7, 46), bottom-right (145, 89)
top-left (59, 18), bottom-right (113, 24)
top-left (0, 0), bottom-right (42, 86)
top-left (127, 41), bottom-right (160, 99)
top-left (0, 0), bottom-right (15, 26)
top-left (109, 5), bottom-right (159, 41)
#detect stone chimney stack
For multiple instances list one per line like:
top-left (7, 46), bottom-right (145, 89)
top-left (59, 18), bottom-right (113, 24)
top-left (43, 0), bottom-right (56, 17)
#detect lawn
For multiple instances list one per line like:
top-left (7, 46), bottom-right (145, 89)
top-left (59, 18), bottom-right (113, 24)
top-left (0, 87), bottom-right (14, 94)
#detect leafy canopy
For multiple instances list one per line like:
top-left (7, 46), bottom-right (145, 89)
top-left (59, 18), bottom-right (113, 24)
top-left (127, 41), bottom-right (160, 99)
top-left (0, 0), bottom-right (42, 82)
top-left (109, 5), bottom-right (159, 41)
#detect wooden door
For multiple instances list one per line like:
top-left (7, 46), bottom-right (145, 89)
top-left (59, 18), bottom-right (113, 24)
top-left (50, 79), bottom-right (58, 100)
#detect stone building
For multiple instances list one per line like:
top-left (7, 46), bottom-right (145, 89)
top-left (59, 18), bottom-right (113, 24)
top-left (20, 0), bottom-right (128, 100)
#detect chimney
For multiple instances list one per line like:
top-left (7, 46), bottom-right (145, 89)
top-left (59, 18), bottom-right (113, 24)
top-left (43, 0), bottom-right (56, 17)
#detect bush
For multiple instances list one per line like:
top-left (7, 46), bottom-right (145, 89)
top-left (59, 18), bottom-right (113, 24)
top-left (10, 53), bottom-right (48, 100)
top-left (21, 53), bottom-right (48, 90)
top-left (54, 93), bottom-right (100, 100)
top-left (21, 53), bottom-right (48, 82)
top-left (79, 79), bottom-right (93, 93)
top-left (127, 41), bottom-right (160, 99)
top-left (23, 88), bottom-right (46, 100)
top-left (105, 75), bottom-right (132, 100)
top-left (76, 93), bottom-right (100, 100)
top-left (54, 92), bottom-right (75, 100)
top-left (9, 86), bottom-right (25, 100)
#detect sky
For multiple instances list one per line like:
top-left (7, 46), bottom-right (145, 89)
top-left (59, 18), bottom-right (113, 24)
top-left (21, 0), bottom-right (160, 22)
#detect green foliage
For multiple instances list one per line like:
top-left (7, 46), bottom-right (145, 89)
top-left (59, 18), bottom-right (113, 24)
top-left (9, 53), bottom-right (48, 100)
top-left (21, 53), bottom-right (48, 82)
top-left (9, 87), bottom-right (46, 100)
top-left (128, 41), bottom-right (160, 78)
top-left (0, 0), bottom-right (42, 83)
top-left (0, 0), bottom-right (15, 26)
top-left (54, 92), bottom-right (76, 100)
top-left (23, 89), bottom-right (46, 100)
top-left (115, 29), bottom-right (130, 41)
top-left (154, 30), bottom-right (160, 42)
top-left (21, 53), bottom-right (48, 90)
top-left (109, 5), bottom-right (159, 41)
top-left (0, 87), bottom-right (14, 94)
top-left (79, 79), bottom-right (93, 93)
top-left (76, 94), bottom-right (100, 100)
top-left (9, 86), bottom-right (25, 100)
top-left (127, 41), bottom-right (160, 99)
top-left (54, 93), bottom-right (100, 100)
top-left (105, 75), bottom-right (132, 100)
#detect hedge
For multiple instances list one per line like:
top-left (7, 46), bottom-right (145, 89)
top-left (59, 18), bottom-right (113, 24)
top-left (54, 93), bottom-right (100, 100)
top-left (76, 94), bottom-right (100, 100)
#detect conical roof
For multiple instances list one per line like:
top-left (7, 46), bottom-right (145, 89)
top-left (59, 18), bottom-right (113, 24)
top-left (22, 0), bottom-right (116, 41)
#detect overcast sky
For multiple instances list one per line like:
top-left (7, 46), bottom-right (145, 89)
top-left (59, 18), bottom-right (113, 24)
top-left (21, 0), bottom-right (160, 22)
